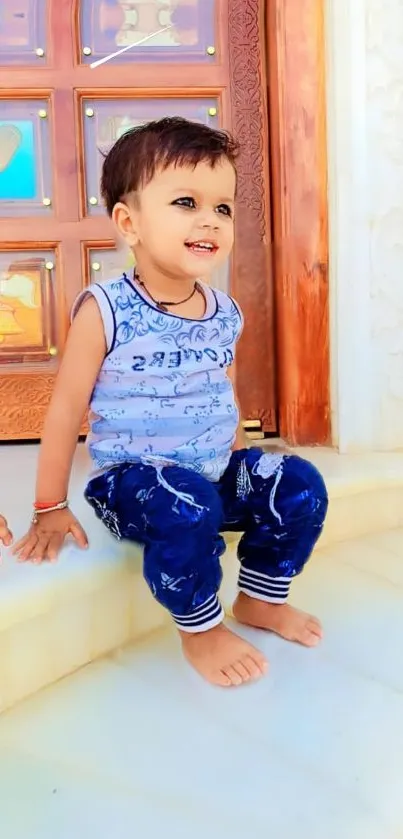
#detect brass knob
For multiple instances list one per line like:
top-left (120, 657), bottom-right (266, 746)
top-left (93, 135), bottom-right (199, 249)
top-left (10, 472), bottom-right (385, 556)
top-left (89, 196), bottom-right (98, 206)
top-left (38, 109), bottom-right (47, 119)
top-left (206, 46), bottom-right (216, 56)
top-left (85, 107), bottom-right (94, 118)
top-left (208, 107), bottom-right (217, 117)
top-left (49, 346), bottom-right (58, 357)
top-left (82, 47), bottom-right (92, 56)
top-left (91, 262), bottom-right (101, 272)
top-left (42, 197), bottom-right (52, 207)
top-left (45, 261), bottom-right (54, 271)
top-left (35, 47), bottom-right (45, 58)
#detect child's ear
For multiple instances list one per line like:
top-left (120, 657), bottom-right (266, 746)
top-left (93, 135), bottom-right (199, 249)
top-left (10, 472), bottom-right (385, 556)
top-left (112, 201), bottom-right (139, 247)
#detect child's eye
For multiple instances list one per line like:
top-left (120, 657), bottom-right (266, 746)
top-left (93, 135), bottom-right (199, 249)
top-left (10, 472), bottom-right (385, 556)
top-left (172, 197), bottom-right (196, 209)
top-left (216, 204), bottom-right (233, 217)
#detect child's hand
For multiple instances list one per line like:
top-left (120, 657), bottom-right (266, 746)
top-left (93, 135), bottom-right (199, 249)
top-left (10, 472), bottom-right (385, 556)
top-left (12, 508), bottom-right (88, 564)
top-left (0, 514), bottom-right (12, 549)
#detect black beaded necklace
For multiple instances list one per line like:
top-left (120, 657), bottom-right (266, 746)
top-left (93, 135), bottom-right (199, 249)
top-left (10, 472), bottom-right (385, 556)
top-left (134, 271), bottom-right (201, 313)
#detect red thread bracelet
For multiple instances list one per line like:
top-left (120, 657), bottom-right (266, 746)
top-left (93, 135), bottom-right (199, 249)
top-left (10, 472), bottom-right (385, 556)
top-left (34, 501), bottom-right (66, 510)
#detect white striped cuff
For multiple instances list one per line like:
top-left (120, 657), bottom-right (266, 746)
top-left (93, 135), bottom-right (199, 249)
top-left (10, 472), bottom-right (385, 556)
top-left (238, 567), bottom-right (291, 604)
top-left (172, 594), bottom-right (224, 634)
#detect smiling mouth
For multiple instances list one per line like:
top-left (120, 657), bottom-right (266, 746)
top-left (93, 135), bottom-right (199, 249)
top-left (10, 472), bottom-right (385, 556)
top-left (185, 240), bottom-right (219, 255)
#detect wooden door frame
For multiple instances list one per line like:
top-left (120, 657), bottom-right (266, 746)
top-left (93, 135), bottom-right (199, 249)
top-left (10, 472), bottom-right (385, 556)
top-left (0, 0), bottom-right (330, 446)
top-left (265, 0), bottom-right (330, 445)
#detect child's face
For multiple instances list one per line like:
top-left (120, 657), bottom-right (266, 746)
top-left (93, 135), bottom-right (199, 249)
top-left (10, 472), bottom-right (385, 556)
top-left (115, 158), bottom-right (236, 281)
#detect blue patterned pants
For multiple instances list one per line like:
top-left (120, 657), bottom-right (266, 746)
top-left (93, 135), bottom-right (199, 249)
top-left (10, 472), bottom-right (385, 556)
top-left (85, 448), bottom-right (328, 633)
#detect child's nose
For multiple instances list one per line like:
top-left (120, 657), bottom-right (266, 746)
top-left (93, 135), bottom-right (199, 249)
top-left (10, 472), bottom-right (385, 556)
top-left (198, 211), bottom-right (219, 230)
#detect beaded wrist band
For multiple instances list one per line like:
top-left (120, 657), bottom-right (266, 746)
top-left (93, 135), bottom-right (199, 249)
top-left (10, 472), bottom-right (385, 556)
top-left (31, 500), bottom-right (69, 524)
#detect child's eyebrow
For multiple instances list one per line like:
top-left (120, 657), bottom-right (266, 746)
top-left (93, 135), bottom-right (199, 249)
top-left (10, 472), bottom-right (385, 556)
top-left (169, 189), bottom-right (235, 203)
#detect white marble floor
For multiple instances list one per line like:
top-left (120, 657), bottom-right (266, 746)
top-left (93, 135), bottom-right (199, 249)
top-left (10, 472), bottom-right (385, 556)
top-left (0, 530), bottom-right (403, 838)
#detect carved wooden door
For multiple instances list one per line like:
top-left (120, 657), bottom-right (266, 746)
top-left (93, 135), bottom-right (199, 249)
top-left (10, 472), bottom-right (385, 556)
top-left (0, 0), bottom-right (276, 439)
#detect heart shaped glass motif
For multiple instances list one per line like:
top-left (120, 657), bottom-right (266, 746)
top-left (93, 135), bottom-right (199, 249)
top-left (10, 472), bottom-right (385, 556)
top-left (0, 125), bottom-right (23, 173)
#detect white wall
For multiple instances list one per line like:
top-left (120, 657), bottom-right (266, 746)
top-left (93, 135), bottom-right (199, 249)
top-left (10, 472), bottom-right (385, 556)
top-left (326, 0), bottom-right (403, 451)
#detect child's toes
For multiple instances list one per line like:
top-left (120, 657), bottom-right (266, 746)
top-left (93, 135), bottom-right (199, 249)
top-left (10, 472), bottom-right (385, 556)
top-left (216, 670), bottom-right (233, 688)
top-left (244, 653), bottom-right (268, 680)
top-left (222, 666), bottom-right (244, 686)
top-left (307, 617), bottom-right (323, 638)
top-left (233, 661), bottom-right (252, 683)
top-left (303, 623), bottom-right (322, 647)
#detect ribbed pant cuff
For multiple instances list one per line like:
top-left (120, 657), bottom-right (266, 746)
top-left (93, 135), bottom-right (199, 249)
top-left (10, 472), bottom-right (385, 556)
top-left (172, 594), bottom-right (224, 633)
top-left (238, 567), bottom-right (291, 604)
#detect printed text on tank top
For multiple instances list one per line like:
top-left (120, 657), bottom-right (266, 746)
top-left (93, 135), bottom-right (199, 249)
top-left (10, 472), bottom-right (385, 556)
top-left (71, 274), bottom-right (243, 482)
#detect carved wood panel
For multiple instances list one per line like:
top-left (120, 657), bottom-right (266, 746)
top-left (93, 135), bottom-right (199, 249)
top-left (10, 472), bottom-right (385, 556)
top-left (0, 374), bottom-right (54, 438)
top-left (228, 0), bottom-right (276, 431)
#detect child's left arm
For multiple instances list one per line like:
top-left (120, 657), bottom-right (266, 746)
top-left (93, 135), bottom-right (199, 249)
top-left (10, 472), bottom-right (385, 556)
top-left (228, 364), bottom-right (248, 451)
top-left (0, 515), bottom-right (12, 549)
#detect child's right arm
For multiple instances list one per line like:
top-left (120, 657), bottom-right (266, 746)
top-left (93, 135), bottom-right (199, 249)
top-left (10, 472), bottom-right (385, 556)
top-left (13, 297), bottom-right (106, 563)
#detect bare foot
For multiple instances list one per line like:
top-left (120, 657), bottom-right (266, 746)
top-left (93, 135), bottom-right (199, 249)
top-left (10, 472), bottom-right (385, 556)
top-left (233, 593), bottom-right (323, 648)
top-left (179, 624), bottom-right (268, 687)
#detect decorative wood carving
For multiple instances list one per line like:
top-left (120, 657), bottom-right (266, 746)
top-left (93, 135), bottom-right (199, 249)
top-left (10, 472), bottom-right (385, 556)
top-left (228, 0), bottom-right (277, 432)
top-left (0, 374), bottom-right (54, 439)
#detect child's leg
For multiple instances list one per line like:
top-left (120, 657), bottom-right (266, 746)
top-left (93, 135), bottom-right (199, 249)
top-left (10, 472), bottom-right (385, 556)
top-left (85, 462), bottom-right (267, 686)
top-left (219, 449), bottom-right (328, 646)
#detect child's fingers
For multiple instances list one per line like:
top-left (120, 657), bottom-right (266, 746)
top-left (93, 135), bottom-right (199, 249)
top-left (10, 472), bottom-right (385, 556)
top-left (0, 529), bottom-right (12, 546)
top-left (11, 535), bottom-right (30, 556)
top-left (70, 522), bottom-right (89, 549)
top-left (47, 533), bottom-right (65, 562)
top-left (0, 516), bottom-right (12, 546)
top-left (13, 533), bottom-right (39, 562)
top-left (32, 534), bottom-right (53, 564)
top-left (13, 518), bottom-right (88, 562)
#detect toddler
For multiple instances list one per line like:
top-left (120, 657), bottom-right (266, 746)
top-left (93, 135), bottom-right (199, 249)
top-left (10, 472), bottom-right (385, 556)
top-left (14, 117), bottom-right (328, 687)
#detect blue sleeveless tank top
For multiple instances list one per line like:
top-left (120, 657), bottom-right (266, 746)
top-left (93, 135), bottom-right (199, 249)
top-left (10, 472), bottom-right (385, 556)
top-left (72, 274), bottom-right (243, 481)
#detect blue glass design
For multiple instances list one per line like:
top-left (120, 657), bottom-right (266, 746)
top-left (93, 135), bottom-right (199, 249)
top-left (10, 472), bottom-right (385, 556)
top-left (0, 99), bottom-right (52, 216)
top-left (0, 120), bottom-right (36, 200)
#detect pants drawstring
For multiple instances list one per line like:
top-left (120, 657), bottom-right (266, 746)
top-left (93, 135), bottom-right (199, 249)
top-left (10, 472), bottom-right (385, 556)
top-left (141, 455), bottom-right (206, 512)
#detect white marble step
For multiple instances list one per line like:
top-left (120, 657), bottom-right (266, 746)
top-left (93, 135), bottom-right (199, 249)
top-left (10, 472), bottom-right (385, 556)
top-left (1, 443), bottom-right (403, 713)
top-left (0, 531), bottom-right (402, 839)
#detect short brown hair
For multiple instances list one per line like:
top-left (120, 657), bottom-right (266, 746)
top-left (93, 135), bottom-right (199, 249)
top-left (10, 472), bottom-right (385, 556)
top-left (100, 116), bottom-right (239, 217)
